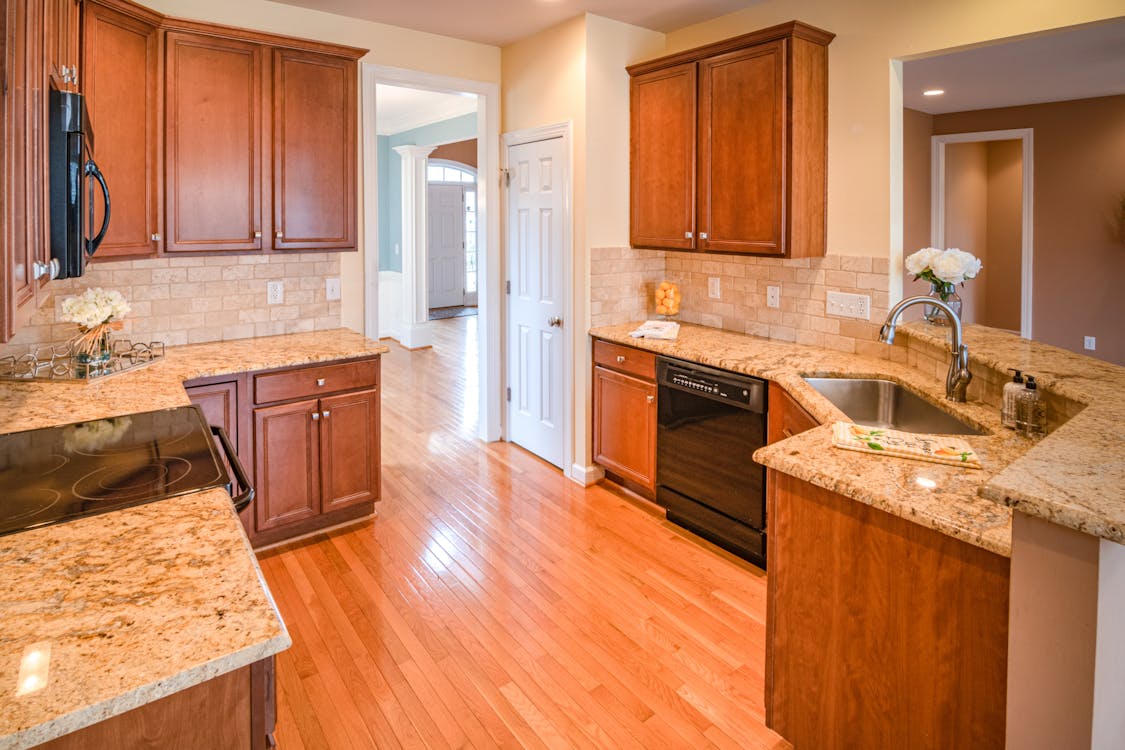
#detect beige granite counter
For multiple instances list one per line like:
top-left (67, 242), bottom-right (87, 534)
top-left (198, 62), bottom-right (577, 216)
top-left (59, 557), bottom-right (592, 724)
top-left (901, 323), bottom-right (1125, 545)
top-left (590, 322), bottom-right (1033, 557)
top-left (0, 329), bottom-right (389, 748)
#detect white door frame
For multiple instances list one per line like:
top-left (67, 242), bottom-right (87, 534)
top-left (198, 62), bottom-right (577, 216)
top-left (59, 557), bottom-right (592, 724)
top-left (361, 63), bottom-right (502, 443)
top-left (931, 129), bottom-right (1034, 337)
top-left (502, 121), bottom-right (574, 478)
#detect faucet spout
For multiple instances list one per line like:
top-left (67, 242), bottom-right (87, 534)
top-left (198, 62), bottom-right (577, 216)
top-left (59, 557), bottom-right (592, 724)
top-left (878, 295), bottom-right (972, 402)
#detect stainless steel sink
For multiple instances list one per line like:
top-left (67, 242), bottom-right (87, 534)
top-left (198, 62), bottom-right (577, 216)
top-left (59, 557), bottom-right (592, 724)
top-left (802, 377), bottom-right (986, 435)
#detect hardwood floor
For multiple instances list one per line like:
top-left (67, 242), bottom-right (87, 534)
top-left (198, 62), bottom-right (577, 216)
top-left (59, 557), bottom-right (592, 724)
top-left (258, 315), bottom-right (787, 749)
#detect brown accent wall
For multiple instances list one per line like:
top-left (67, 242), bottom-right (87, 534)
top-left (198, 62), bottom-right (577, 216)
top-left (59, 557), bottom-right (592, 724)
top-left (932, 94), bottom-right (1125, 366)
top-left (944, 142), bottom-right (989, 325)
top-left (985, 140), bottom-right (1023, 331)
top-left (902, 108), bottom-right (934, 316)
top-left (430, 138), bottom-right (477, 168)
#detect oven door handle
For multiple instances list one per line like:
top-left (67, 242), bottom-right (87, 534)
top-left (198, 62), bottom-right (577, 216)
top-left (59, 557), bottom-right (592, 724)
top-left (210, 425), bottom-right (255, 513)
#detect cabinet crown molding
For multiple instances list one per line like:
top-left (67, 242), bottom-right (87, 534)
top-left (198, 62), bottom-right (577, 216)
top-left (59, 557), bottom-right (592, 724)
top-left (626, 20), bottom-right (834, 76)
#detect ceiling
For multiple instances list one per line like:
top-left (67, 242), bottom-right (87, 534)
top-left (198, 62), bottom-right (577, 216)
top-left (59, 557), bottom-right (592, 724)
top-left (904, 18), bottom-right (1125, 115)
top-left (376, 84), bottom-right (478, 136)
top-left (270, 0), bottom-right (755, 47)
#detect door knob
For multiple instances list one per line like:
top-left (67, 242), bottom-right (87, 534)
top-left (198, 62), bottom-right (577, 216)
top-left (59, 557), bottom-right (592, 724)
top-left (547, 316), bottom-right (563, 328)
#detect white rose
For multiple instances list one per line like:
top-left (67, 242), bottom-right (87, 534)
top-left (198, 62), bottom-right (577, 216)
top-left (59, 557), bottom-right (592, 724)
top-left (947, 248), bottom-right (982, 280)
top-left (904, 247), bottom-right (941, 277)
top-left (931, 250), bottom-right (969, 284)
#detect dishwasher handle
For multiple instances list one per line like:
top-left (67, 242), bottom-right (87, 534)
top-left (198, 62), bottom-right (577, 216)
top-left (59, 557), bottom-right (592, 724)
top-left (210, 425), bottom-right (255, 513)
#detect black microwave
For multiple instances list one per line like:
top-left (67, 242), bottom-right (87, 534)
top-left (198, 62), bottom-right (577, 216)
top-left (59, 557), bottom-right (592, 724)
top-left (48, 90), bottom-right (111, 280)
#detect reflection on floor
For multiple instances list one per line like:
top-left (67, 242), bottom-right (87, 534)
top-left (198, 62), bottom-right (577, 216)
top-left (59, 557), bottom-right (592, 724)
top-left (428, 305), bottom-right (478, 321)
top-left (258, 315), bottom-right (786, 749)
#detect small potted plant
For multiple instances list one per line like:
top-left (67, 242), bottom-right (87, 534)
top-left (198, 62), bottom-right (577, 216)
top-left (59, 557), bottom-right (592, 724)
top-left (60, 288), bottom-right (131, 375)
top-left (904, 247), bottom-right (982, 326)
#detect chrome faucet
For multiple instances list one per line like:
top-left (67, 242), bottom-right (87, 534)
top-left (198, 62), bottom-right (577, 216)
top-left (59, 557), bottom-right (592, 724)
top-left (878, 296), bottom-right (972, 402)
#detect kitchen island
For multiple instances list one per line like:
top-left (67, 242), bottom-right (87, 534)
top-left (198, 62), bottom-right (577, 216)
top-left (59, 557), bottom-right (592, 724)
top-left (0, 329), bottom-right (388, 749)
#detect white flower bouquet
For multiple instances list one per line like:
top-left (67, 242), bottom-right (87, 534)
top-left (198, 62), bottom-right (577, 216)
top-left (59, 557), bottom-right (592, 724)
top-left (904, 247), bottom-right (982, 289)
top-left (59, 287), bottom-right (131, 361)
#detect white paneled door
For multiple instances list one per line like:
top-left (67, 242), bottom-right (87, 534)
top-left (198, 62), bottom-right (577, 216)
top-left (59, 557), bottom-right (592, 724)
top-left (506, 136), bottom-right (566, 469)
top-left (427, 183), bottom-right (465, 309)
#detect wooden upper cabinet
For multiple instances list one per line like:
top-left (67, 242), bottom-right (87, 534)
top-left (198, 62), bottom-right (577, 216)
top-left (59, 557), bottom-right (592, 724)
top-left (82, 0), bottom-right (161, 260)
top-left (627, 21), bottom-right (833, 258)
top-left (47, 0), bottom-right (80, 91)
top-left (629, 62), bottom-right (695, 250)
top-left (271, 49), bottom-right (356, 251)
top-left (165, 31), bottom-right (264, 254)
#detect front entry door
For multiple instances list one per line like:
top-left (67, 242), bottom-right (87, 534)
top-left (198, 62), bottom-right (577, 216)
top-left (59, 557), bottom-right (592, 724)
top-left (506, 136), bottom-right (566, 469)
top-left (427, 183), bottom-right (465, 309)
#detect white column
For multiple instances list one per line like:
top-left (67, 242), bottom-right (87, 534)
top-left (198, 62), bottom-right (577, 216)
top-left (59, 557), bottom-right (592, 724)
top-left (393, 144), bottom-right (437, 349)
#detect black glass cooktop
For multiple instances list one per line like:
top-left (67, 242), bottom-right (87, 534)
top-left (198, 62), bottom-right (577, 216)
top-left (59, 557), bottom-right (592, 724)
top-left (0, 406), bottom-right (230, 537)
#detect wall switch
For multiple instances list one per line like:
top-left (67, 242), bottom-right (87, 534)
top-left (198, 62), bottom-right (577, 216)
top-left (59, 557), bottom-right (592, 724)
top-left (708, 277), bottom-right (721, 299)
top-left (394, 243), bottom-right (400, 256)
top-left (766, 285), bottom-right (781, 309)
top-left (267, 280), bottom-right (284, 305)
top-left (325, 277), bottom-right (341, 301)
top-left (826, 290), bottom-right (871, 320)
top-left (1084, 336), bottom-right (1096, 351)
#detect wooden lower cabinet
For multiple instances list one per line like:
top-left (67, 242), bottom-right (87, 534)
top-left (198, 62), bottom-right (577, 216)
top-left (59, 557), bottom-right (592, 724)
top-left (39, 657), bottom-right (276, 750)
top-left (766, 382), bottom-right (819, 443)
top-left (765, 470), bottom-right (1009, 749)
top-left (319, 388), bottom-right (380, 511)
top-left (593, 365), bottom-right (656, 493)
top-left (254, 397), bottom-right (322, 532)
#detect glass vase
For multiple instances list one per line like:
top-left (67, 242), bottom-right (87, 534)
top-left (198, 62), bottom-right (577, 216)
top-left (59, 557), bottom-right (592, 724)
top-left (74, 329), bottom-right (113, 377)
top-left (923, 281), bottom-right (962, 327)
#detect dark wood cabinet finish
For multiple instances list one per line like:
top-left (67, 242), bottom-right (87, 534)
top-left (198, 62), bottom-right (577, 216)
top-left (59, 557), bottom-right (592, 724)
top-left (628, 21), bottom-right (833, 258)
top-left (164, 31), bottom-right (264, 253)
top-left (319, 388), bottom-right (380, 511)
top-left (591, 338), bottom-right (657, 499)
top-left (253, 357), bottom-right (377, 404)
top-left (47, 0), bottom-right (80, 91)
top-left (271, 47), bottom-right (356, 251)
top-left (766, 382), bottom-right (819, 443)
top-left (765, 471), bottom-right (1009, 749)
top-left (253, 397), bottom-right (321, 532)
top-left (83, 0), bottom-right (161, 259)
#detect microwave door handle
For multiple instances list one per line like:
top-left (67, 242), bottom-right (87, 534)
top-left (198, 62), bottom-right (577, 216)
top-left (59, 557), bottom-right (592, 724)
top-left (84, 160), bottom-right (111, 255)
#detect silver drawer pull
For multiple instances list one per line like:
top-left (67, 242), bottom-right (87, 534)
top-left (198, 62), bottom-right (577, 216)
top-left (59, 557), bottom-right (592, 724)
top-left (311, 412), bottom-right (320, 421)
top-left (316, 378), bottom-right (326, 386)
top-left (616, 355), bottom-right (626, 363)
top-left (322, 410), bottom-right (331, 418)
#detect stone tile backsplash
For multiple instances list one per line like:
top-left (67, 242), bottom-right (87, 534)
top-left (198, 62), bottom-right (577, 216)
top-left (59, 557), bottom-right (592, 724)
top-left (591, 247), bottom-right (899, 360)
top-left (1, 254), bottom-right (342, 357)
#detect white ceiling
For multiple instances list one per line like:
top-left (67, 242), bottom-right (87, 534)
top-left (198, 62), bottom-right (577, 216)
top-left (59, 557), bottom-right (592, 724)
top-left (376, 84), bottom-right (477, 136)
top-left (270, 0), bottom-right (756, 47)
top-left (904, 18), bottom-right (1125, 115)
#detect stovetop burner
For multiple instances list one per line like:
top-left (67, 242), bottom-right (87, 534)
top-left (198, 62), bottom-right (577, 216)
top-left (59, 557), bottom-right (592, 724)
top-left (0, 406), bottom-right (230, 536)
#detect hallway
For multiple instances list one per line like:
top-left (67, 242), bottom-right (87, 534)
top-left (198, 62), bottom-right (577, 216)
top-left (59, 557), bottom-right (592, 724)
top-left (258, 316), bottom-right (784, 749)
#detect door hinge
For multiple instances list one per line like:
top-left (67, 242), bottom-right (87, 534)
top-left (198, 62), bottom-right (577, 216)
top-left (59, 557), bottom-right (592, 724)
top-left (506, 387), bottom-right (511, 402)
top-left (506, 280), bottom-right (511, 295)
top-left (500, 167), bottom-right (511, 187)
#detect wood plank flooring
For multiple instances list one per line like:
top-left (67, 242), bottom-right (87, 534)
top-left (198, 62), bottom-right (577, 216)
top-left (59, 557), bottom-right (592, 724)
top-left (258, 316), bottom-right (787, 749)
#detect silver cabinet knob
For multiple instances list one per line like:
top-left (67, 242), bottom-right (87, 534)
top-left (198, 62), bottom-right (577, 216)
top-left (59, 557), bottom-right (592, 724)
top-left (253, 231), bottom-right (262, 238)
top-left (32, 261), bottom-right (50, 280)
top-left (50, 258), bottom-right (60, 279)
top-left (322, 410), bottom-right (330, 418)
top-left (699, 232), bottom-right (708, 240)
top-left (616, 355), bottom-right (625, 363)
top-left (646, 395), bottom-right (655, 404)
top-left (316, 378), bottom-right (326, 386)
top-left (275, 231), bottom-right (284, 239)
top-left (311, 412), bottom-right (320, 421)
top-left (547, 316), bottom-right (563, 328)
top-left (684, 231), bottom-right (693, 239)
top-left (150, 232), bottom-right (161, 242)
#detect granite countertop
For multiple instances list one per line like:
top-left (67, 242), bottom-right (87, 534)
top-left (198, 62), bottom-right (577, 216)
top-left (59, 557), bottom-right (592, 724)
top-left (590, 322), bottom-right (1037, 557)
top-left (0, 329), bottom-right (389, 749)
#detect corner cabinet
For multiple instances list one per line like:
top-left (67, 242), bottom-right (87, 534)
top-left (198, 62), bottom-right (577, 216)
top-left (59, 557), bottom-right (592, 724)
top-left (628, 21), bottom-right (833, 258)
top-left (592, 339), bottom-right (657, 500)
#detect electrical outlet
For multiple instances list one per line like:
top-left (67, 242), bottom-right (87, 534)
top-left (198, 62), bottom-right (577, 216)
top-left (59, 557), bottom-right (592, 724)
top-left (267, 280), bottom-right (284, 305)
top-left (1084, 336), bottom-right (1096, 351)
top-left (826, 290), bottom-right (871, 320)
top-left (708, 277), bottom-right (721, 299)
top-left (766, 285), bottom-right (781, 309)
top-left (325, 277), bottom-right (341, 301)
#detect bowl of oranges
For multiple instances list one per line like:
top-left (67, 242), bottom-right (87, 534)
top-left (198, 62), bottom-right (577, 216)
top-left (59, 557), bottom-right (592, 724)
top-left (654, 281), bottom-right (681, 317)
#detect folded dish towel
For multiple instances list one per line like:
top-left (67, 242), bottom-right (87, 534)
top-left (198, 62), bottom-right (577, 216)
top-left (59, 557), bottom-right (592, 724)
top-left (629, 320), bottom-right (680, 340)
top-left (831, 421), bottom-right (982, 469)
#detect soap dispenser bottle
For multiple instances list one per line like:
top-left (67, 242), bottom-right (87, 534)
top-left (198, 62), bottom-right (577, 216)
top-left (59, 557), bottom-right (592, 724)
top-left (1015, 375), bottom-right (1046, 437)
top-left (1001, 369), bottom-right (1024, 429)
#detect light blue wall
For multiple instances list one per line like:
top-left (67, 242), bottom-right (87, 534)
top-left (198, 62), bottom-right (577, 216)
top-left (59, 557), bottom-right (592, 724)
top-left (377, 112), bottom-right (477, 272)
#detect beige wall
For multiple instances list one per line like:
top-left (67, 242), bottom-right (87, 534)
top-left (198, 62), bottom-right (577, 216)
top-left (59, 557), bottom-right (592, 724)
top-left (662, 0), bottom-right (1124, 270)
top-left (943, 141), bottom-right (988, 324)
top-left (901, 108), bottom-right (934, 319)
top-left (985, 140), bottom-right (1023, 331)
top-left (933, 95), bottom-right (1125, 365)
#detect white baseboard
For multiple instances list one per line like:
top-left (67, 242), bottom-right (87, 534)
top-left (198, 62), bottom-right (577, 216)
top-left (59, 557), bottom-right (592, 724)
top-left (569, 462), bottom-right (604, 486)
top-left (397, 321), bottom-right (433, 350)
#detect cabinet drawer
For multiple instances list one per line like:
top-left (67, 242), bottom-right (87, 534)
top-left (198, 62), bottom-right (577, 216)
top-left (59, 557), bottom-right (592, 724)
top-left (254, 358), bottom-right (378, 404)
top-left (593, 339), bottom-right (656, 381)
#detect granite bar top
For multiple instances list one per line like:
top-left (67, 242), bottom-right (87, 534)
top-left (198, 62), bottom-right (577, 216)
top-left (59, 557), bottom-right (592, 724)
top-left (0, 329), bottom-right (389, 748)
top-left (590, 322), bottom-right (1036, 557)
top-left (901, 323), bottom-right (1125, 545)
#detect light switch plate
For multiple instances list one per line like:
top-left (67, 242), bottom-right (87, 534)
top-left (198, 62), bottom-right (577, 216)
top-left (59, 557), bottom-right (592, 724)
top-left (826, 290), bottom-right (870, 320)
top-left (766, 285), bottom-right (780, 309)
top-left (267, 280), bottom-right (284, 305)
top-left (708, 277), bottom-right (721, 299)
top-left (326, 277), bottom-right (341, 301)
top-left (1084, 336), bottom-right (1096, 351)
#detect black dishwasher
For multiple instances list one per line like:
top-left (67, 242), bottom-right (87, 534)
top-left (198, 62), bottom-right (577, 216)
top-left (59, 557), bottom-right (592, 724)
top-left (656, 357), bottom-right (768, 567)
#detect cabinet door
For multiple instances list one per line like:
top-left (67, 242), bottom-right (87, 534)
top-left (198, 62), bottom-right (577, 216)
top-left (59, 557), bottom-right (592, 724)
top-left (318, 388), bottom-right (379, 511)
top-left (629, 62), bottom-right (696, 251)
top-left (698, 41), bottom-right (785, 255)
top-left (82, 1), bottom-right (160, 259)
top-left (165, 32), bottom-right (264, 253)
top-left (767, 382), bottom-right (819, 444)
top-left (271, 48), bottom-right (356, 251)
top-left (593, 365), bottom-right (657, 491)
top-left (47, 0), bottom-right (79, 91)
top-left (253, 398), bottom-right (320, 532)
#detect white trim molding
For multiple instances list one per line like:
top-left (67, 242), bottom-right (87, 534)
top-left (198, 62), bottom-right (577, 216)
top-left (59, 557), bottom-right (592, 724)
top-left (931, 128), bottom-right (1034, 338)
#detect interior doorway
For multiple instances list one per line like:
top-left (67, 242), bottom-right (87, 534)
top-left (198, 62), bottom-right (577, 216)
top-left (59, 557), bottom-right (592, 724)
top-left (426, 160), bottom-right (478, 317)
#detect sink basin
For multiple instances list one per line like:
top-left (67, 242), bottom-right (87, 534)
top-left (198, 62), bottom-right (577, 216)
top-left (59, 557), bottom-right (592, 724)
top-left (803, 377), bottom-right (986, 436)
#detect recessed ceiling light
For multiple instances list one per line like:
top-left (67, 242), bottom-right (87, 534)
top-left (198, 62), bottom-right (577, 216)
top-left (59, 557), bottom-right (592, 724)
top-left (923, 89), bottom-right (945, 97)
